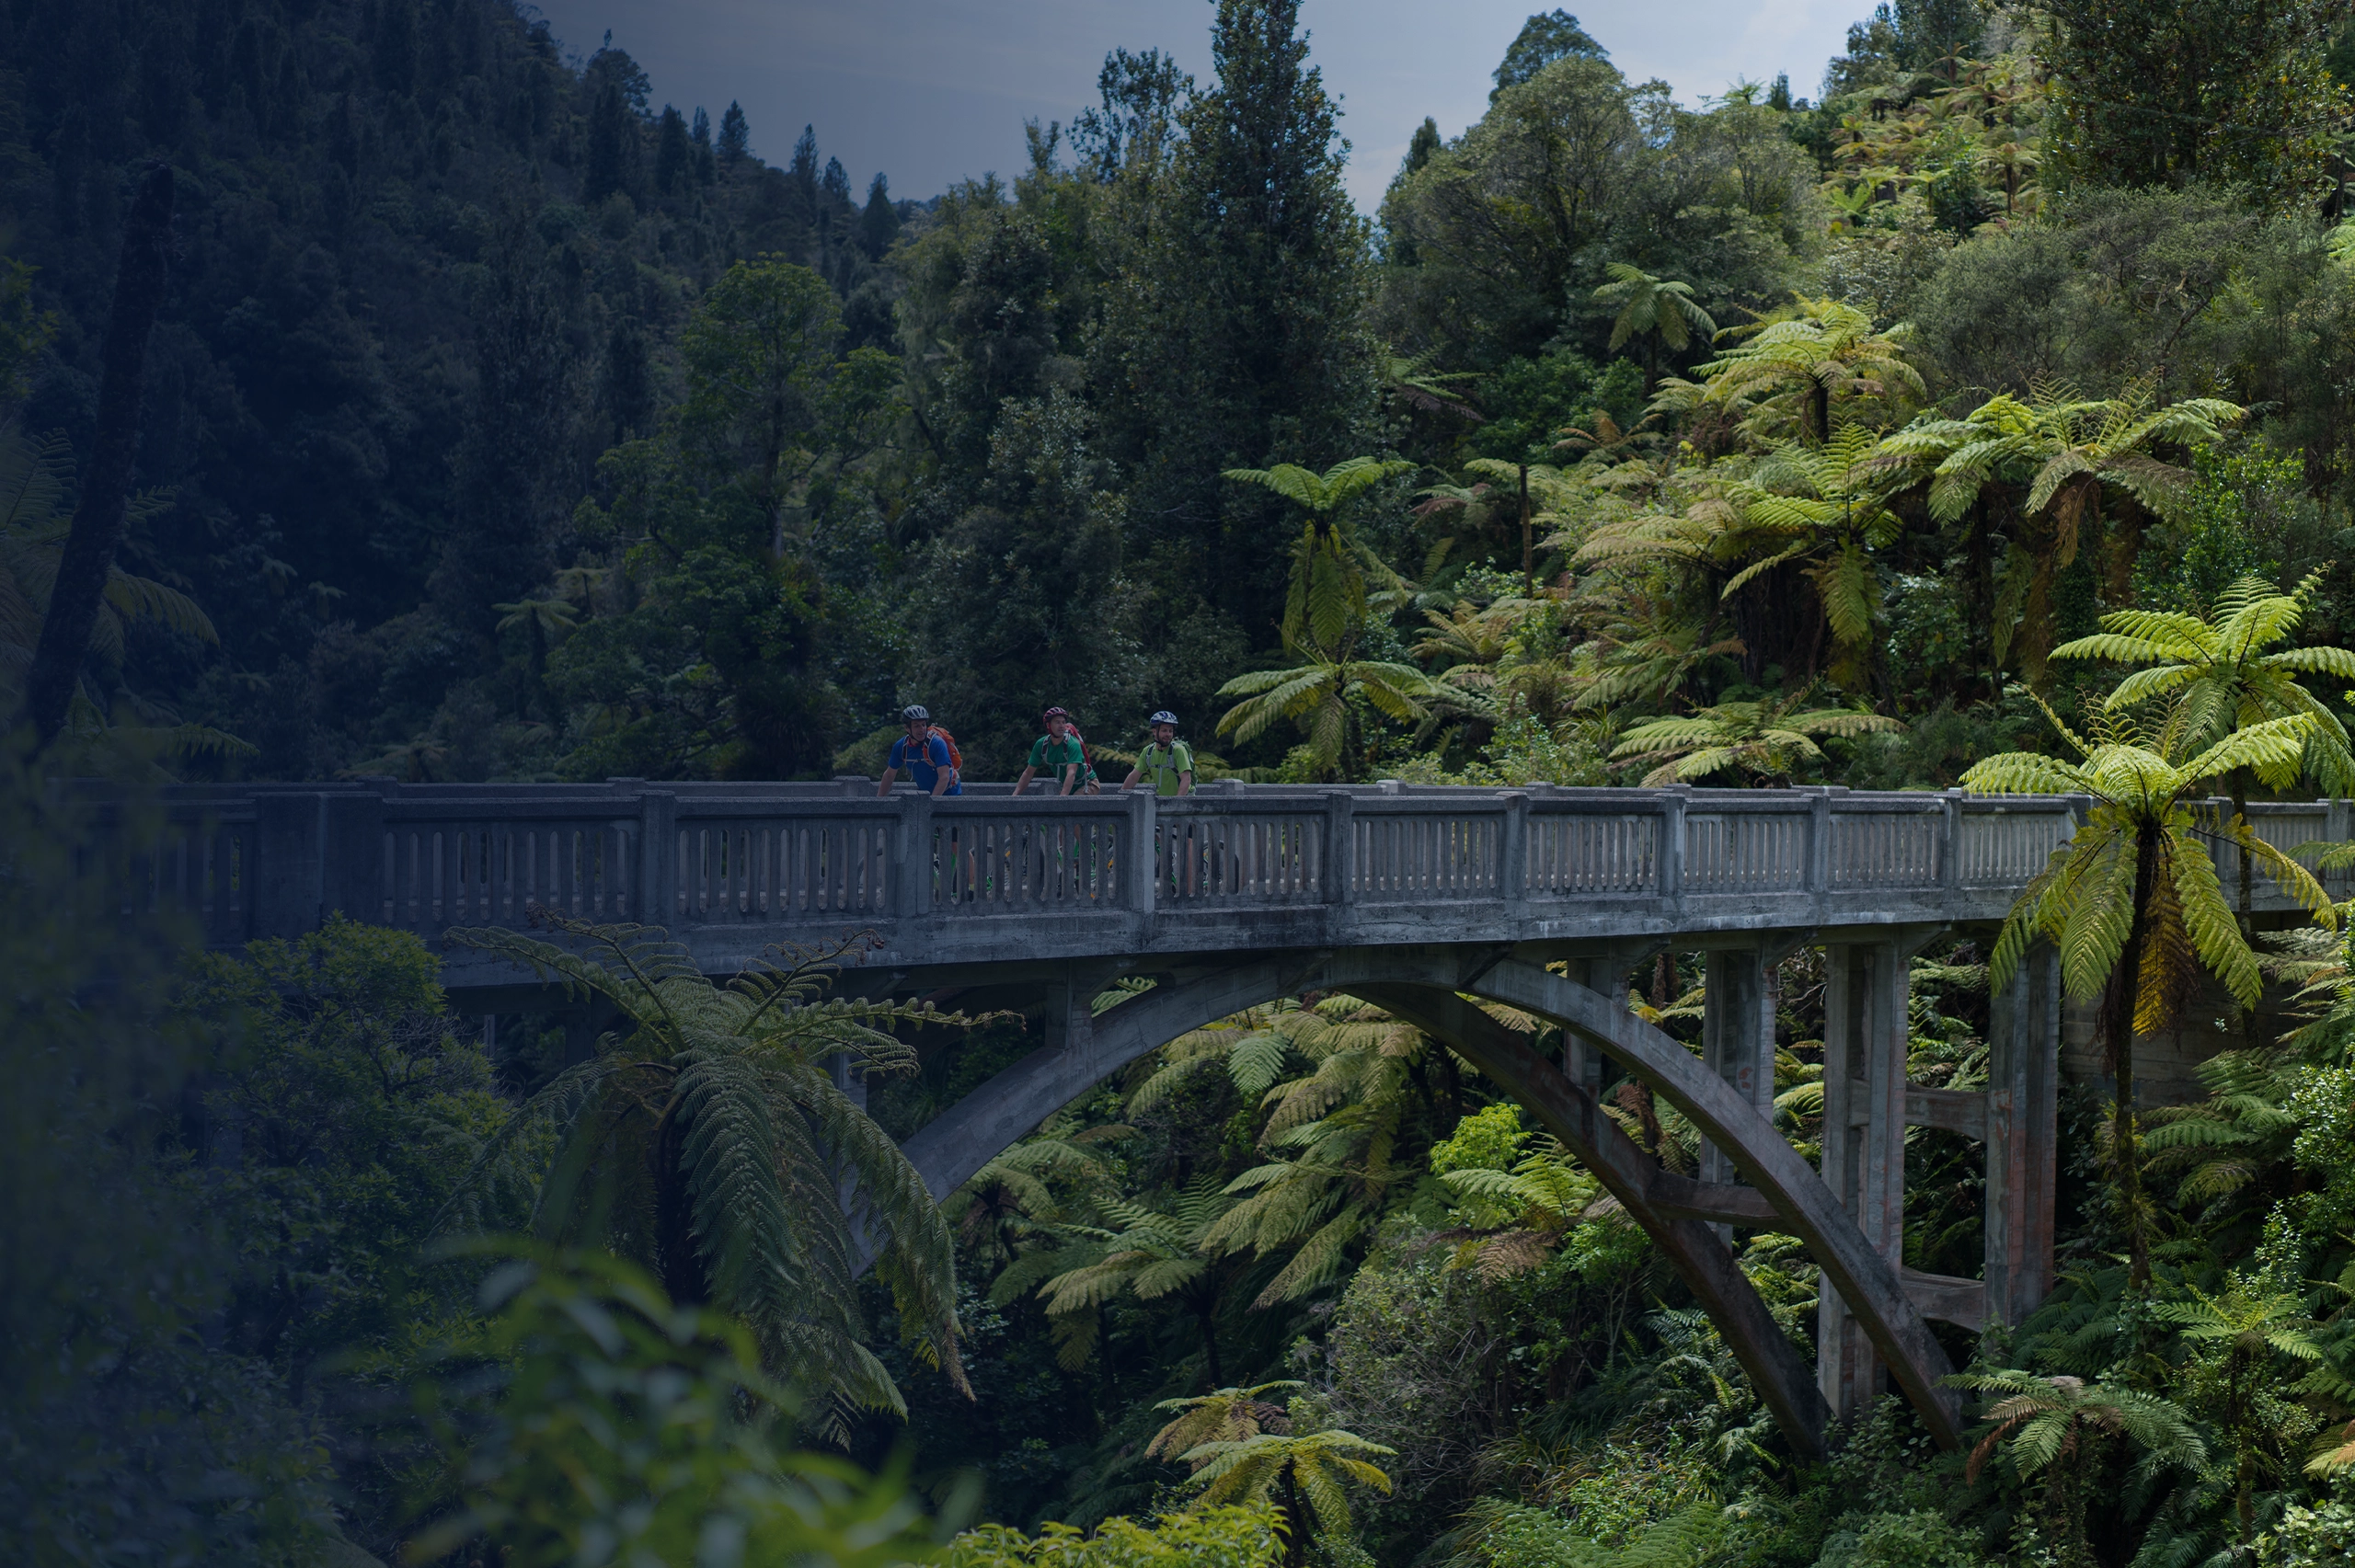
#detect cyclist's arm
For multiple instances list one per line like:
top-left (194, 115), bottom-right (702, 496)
top-left (1121, 767), bottom-right (1146, 790)
top-left (1058, 761), bottom-right (1078, 795)
top-left (930, 737), bottom-right (954, 797)
top-left (1177, 771), bottom-right (1193, 796)
top-left (1013, 766), bottom-right (1036, 795)
top-left (876, 747), bottom-right (898, 796)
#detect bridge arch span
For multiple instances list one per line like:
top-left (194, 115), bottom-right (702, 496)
top-left (897, 947), bottom-right (1480, 1204)
top-left (898, 944), bottom-right (1964, 1455)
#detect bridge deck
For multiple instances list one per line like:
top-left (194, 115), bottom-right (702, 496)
top-left (111, 779), bottom-right (2350, 987)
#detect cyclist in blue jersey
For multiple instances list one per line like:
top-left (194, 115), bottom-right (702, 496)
top-left (876, 704), bottom-right (960, 796)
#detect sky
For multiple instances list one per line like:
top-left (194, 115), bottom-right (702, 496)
top-left (534, 0), bottom-right (1867, 214)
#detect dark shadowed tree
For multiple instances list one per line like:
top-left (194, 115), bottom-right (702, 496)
top-left (1403, 115), bottom-right (1441, 176)
top-left (2039, 0), bottom-right (2338, 203)
top-left (913, 394), bottom-right (1145, 773)
top-left (601, 314), bottom-right (654, 444)
top-left (1071, 46), bottom-right (1193, 181)
top-left (1091, 0), bottom-right (1376, 649)
top-left (859, 172), bottom-right (899, 259)
top-left (19, 162), bottom-right (173, 750)
top-left (582, 78), bottom-right (630, 203)
top-left (718, 99), bottom-right (749, 166)
top-left (679, 258), bottom-right (841, 558)
top-left (436, 212), bottom-right (580, 636)
top-left (655, 104), bottom-right (689, 194)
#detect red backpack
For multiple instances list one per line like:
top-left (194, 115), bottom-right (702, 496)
top-left (907, 724), bottom-right (962, 777)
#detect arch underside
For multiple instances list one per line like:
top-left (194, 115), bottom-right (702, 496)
top-left (898, 944), bottom-right (1966, 1455)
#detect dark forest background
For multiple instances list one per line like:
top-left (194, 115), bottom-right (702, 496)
top-left (27, 4), bottom-right (2355, 1566)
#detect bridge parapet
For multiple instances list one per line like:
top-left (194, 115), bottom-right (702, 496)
top-left (102, 779), bottom-right (2349, 976)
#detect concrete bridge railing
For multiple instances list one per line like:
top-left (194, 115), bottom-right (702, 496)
top-left (113, 777), bottom-right (2349, 970)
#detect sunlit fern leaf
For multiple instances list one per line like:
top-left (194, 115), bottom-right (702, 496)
top-left (1476, 999), bottom-right (1545, 1033)
top-left (1127, 1256), bottom-right (1208, 1299)
top-left (2236, 825), bottom-right (2336, 922)
top-left (1228, 1029), bottom-right (1293, 1100)
top-left (1249, 1207), bottom-right (1368, 1307)
top-left (2054, 831), bottom-right (2137, 1005)
top-left (1091, 975), bottom-right (1156, 1015)
top-left (2169, 830), bottom-right (2262, 1009)
top-left (1222, 463), bottom-right (1328, 513)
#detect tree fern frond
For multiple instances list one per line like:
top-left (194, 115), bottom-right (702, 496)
top-left (2171, 831), bottom-right (2260, 1010)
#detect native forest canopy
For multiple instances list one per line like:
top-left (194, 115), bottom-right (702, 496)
top-left (29, 0), bottom-right (2355, 1563)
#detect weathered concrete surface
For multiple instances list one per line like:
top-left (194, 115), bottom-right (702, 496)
top-left (1465, 958), bottom-right (1966, 1449)
top-left (1357, 982), bottom-right (1832, 1456)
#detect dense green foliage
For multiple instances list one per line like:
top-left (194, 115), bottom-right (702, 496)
top-left (409, 1248), bottom-right (945, 1568)
top-left (438, 916), bottom-right (981, 1429)
top-left (28, 0), bottom-right (2355, 1564)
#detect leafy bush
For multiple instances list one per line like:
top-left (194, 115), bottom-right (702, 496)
top-left (1810, 1510), bottom-right (1984, 1568)
top-left (2259, 1490), bottom-right (2355, 1567)
top-left (946, 1506), bottom-right (1281, 1568)
top-left (409, 1247), bottom-right (942, 1568)
top-left (1430, 1102), bottom-right (1530, 1176)
top-left (1450, 1499), bottom-right (1719, 1568)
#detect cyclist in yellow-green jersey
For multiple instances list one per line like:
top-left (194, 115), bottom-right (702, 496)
top-left (1124, 711), bottom-right (1193, 796)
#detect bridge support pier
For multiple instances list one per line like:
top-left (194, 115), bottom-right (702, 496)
top-left (1702, 948), bottom-right (1781, 1191)
top-left (1818, 938), bottom-right (1913, 1425)
top-left (1985, 940), bottom-right (2061, 1324)
top-left (1564, 947), bottom-right (1656, 1097)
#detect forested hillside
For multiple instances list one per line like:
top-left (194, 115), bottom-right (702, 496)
top-left (23, 0), bottom-right (2355, 1565)
top-left (11, 0), bottom-right (2355, 792)
top-left (0, 0), bottom-right (908, 774)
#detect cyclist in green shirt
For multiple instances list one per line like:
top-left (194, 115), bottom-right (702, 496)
top-left (1014, 706), bottom-right (1094, 795)
top-left (1124, 711), bottom-right (1194, 796)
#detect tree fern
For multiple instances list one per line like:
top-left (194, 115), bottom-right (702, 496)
top-left (438, 914), bottom-right (987, 1428)
top-left (1874, 380), bottom-right (2246, 681)
top-left (1965, 692), bottom-right (2338, 1286)
top-left (1609, 688), bottom-right (1901, 785)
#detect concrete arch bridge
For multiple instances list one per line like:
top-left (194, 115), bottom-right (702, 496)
top-left (121, 777), bottom-right (2355, 1455)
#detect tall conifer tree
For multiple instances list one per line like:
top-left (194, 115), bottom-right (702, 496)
top-left (1092, 0), bottom-right (1376, 648)
top-left (859, 173), bottom-right (899, 259)
top-left (717, 99), bottom-right (749, 166)
top-left (654, 104), bottom-right (688, 193)
top-left (582, 79), bottom-right (628, 202)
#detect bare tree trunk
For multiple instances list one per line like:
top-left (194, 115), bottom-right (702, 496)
top-left (1518, 463), bottom-right (1533, 598)
top-left (655, 1103), bottom-right (712, 1307)
top-left (2231, 775), bottom-right (2254, 1054)
top-left (1281, 1461), bottom-right (1307, 1568)
top-left (19, 162), bottom-right (174, 750)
